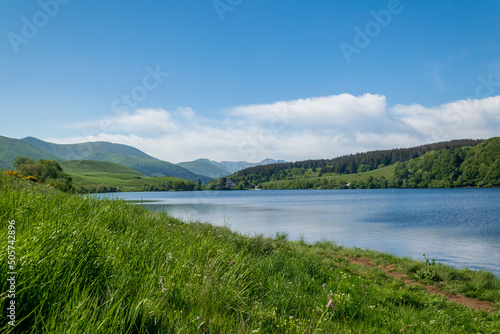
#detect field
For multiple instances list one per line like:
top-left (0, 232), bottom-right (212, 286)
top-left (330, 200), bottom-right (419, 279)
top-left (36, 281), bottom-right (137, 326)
top-left (1, 173), bottom-right (499, 333)
top-left (60, 160), bottom-right (191, 192)
top-left (260, 165), bottom-right (396, 189)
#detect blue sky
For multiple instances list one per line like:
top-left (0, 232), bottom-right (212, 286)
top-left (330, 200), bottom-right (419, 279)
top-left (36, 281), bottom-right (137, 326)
top-left (1, 0), bottom-right (499, 162)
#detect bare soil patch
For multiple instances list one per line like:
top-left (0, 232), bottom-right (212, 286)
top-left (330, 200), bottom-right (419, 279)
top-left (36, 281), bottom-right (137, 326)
top-left (347, 256), bottom-right (496, 313)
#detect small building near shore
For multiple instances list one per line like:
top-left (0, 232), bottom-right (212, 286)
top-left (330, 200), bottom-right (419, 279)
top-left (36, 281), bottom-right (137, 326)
top-left (225, 178), bottom-right (238, 188)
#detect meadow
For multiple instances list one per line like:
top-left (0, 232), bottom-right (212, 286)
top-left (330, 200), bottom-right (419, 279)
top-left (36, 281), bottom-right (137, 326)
top-left (1, 173), bottom-right (499, 333)
top-left (59, 160), bottom-right (198, 193)
top-left (258, 165), bottom-right (396, 190)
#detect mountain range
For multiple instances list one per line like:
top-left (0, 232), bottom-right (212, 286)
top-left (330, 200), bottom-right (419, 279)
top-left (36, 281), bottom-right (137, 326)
top-left (0, 136), bottom-right (285, 182)
top-left (177, 158), bottom-right (287, 179)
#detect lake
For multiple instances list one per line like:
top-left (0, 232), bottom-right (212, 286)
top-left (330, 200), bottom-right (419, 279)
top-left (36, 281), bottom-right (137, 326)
top-left (100, 188), bottom-right (500, 276)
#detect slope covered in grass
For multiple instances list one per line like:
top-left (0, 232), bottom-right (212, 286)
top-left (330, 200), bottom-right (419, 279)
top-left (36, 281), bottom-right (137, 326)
top-left (20, 137), bottom-right (211, 182)
top-left (59, 160), bottom-right (195, 192)
top-left (21, 136), bottom-right (155, 161)
top-left (0, 174), bottom-right (499, 333)
top-left (60, 160), bottom-right (148, 175)
top-left (260, 165), bottom-right (396, 190)
top-left (0, 136), bottom-right (59, 170)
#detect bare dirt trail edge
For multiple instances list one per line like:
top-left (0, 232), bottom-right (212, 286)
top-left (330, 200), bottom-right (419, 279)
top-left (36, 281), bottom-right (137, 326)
top-left (346, 256), bottom-right (496, 313)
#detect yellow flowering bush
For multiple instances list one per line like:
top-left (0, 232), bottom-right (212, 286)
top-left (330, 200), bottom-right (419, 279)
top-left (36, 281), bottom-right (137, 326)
top-left (23, 175), bottom-right (37, 182)
top-left (3, 170), bottom-right (21, 178)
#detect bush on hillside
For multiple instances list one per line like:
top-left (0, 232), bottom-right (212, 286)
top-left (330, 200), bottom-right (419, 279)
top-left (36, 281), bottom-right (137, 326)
top-left (3, 170), bottom-right (21, 178)
top-left (12, 156), bottom-right (72, 191)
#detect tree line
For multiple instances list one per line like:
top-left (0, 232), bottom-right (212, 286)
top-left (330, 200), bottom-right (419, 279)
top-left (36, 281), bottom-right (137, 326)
top-left (394, 137), bottom-right (500, 188)
top-left (228, 139), bottom-right (484, 186)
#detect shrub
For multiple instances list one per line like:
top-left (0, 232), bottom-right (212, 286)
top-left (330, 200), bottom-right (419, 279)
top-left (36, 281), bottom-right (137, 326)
top-left (11, 156), bottom-right (72, 192)
top-left (3, 170), bottom-right (21, 178)
top-left (23, 175), bottom-right (38, 182)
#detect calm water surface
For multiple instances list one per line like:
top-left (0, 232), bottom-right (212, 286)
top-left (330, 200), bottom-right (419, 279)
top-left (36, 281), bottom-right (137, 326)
top-left (102, 189), bottom-right (500, 275)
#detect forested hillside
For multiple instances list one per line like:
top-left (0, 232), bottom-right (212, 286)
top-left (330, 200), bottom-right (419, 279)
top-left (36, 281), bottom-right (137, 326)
top-left (394, 137), bottom-right (500, 188)
top-left (220, 139), bottom-right (484, 187)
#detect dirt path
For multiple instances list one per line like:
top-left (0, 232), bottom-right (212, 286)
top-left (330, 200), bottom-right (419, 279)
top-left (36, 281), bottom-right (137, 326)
top-left (347, 256), bottom-right (496, 313)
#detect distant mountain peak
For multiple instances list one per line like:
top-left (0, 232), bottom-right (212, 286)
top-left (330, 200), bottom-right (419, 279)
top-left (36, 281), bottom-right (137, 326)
top-left (176, 158), bottom-right (288, 178)
top-left (258, 158), bottom-right (287, 165)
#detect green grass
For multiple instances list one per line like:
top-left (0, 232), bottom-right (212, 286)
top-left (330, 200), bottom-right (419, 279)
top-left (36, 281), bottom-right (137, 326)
top-left (69, 172), bottom-right (184, 189)
top-left (60, 160), bottom-right (148, 175)
top-left (323, 246), bottom-right (500, 304)
top-left (260, 165), bottom-right (396, 189)
top-left (59, 160), bottom-right (192, 192)
top-left (1, 173), bottom-right (499, 333)
top-left (341, 165), bottom-right (395, 181)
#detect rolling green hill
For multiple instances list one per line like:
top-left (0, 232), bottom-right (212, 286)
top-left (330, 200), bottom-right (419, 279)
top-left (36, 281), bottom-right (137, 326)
top-left (20, 137), bottom-right (210, 182)
top-left (60, 160), bottom-right (198, 192)
top-left (177, 159), bottom-right (232, 179)
top-left (60, 159), bottom-right (147, 175)
top-left (22, 136), bottom-right (153, 160)
top-left (0, 136), bottom-right (60, 169)
top-left (102, 154), bottom-right (210, 182)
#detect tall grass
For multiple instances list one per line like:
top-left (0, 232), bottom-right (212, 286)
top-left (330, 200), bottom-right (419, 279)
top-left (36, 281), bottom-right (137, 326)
top-left (0, 174), bottom-right (499, 333)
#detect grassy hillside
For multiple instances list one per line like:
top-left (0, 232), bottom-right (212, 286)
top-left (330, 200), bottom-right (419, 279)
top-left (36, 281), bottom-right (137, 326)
top-left (177, 159), bottom-right (232, 179)
top-left (59, 160), bottom-right (196, 192)
top-left (208, 138), bottom-right (498, 190)
top-left (1, 173), bottom-right (499, 332)
top-left (103, 154), bottom-right (211, 182)
top-left (21, 136), bottom-right (154, 160)
top-left (60, 159), bottom-right (147, 175)
top-left (0, 136), bottom-right (59, 169)
top-left (260, 165), bottom-right (396, 190)
top-left (21, 137), bottom-right (210, 182)
top-left (222, 139), bottom-right (483, 188)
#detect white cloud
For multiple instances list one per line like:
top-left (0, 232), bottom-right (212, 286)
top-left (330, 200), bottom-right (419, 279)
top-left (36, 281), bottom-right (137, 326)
top-left (231, 93), bottom-right (389, 129)
top-left (392, 96), bottom-right (500, 142)
top-left (48, 94), bottom-right (500, 163)
top-left (72, 108), bottom-right (178, 135)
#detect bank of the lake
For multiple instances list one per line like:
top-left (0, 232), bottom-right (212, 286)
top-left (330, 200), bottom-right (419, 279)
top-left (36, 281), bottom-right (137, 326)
top-left (1, 174), bottom-right (499, 333)
top-left (107, 188), bottom-right (500, 276)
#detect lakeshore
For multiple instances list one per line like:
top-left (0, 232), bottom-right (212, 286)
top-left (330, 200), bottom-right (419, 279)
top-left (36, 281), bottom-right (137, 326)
top-left (104, 188), bottom-right (500, 276)
top-left (1, 173), bottom-right (499, 332)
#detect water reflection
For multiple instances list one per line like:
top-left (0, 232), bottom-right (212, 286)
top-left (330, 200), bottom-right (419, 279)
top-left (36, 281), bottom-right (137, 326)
top-left (102, 189), bottom-right (500, 275)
